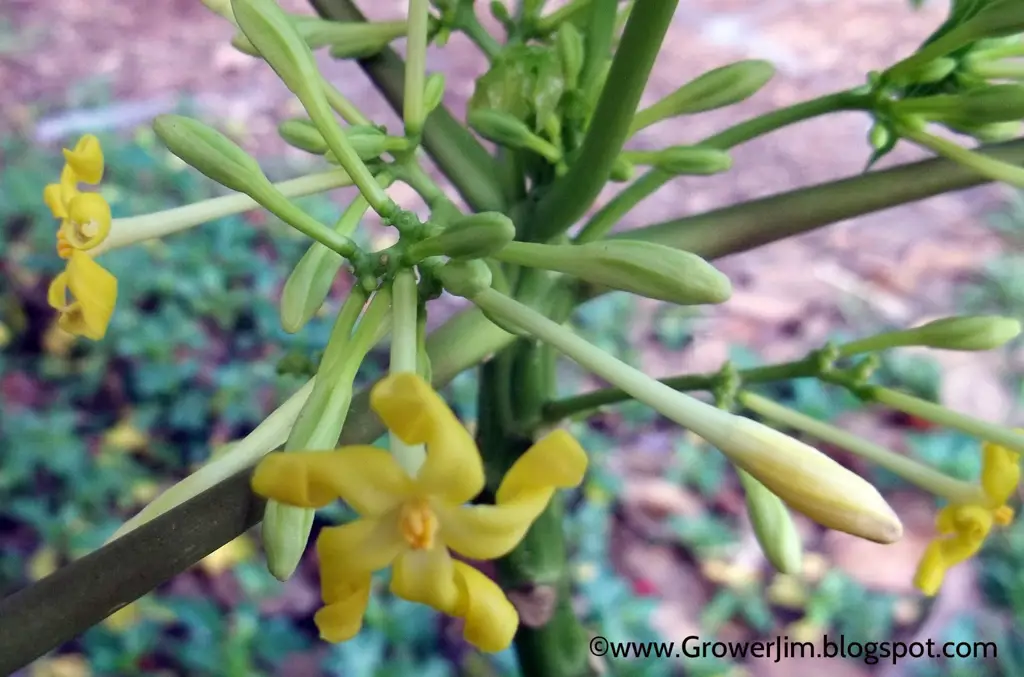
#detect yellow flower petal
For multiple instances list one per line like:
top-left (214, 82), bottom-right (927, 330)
top-left (313, 573), bottom-right (373, 642)
top-left (389, 545), bottom-right (459, 613)
top-left (370, 372), bottom-right (484, 504)
top-left (450, 561), bottom-right (519, 653)
top-left (43, 184), bottom-right (67, 219)
top-left (981, 440), bottom-right (1021, 508)
top-left (437, 430), bottom-right (588, 560)
top-left (316, 515), bottom-right (404, 582)
top-left (65, 193), bottom-right (112, 250)
top-left (54, 252), bottom-right (116, 340)
top-left (913, 540), bottom-right (949, 597)
top-left (495, 429), bottom-right (588, 504)
top-left (63, 134), bottom-right (105, 185)
top-left (252, 447), bottom-right (413, 514)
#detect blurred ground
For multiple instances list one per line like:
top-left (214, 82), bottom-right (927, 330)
top-left (2, 1), bottom-right (1020, 676)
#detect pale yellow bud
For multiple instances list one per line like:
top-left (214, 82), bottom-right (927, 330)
top-left (711, 417), bottom-right (903, 544)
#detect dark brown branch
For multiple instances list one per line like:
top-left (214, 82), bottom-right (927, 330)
top-left (0, 470), bottom-right (264, 674)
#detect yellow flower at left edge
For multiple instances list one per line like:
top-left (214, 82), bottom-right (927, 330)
top-left (251, 372), bottom-right (589, 653)
top-left (42, 135), bottom-right (117, 340)
top-left (913, 437), bottom-right (1021, 596)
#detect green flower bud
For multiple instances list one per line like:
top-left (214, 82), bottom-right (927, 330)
top-left (630, 60), bottom-right (775, 134)
top-left (423, 73), bottom-right (446, 116)
top-left (869, 122), bottom-right (891, 151)
top-left (887, 56), bottom-right (958, 86)
top-left (262, 502), bottom-right (315, 581)
top-left (153, 114), bottom-right (267, 195)
top-left (439, 259), bottom-right (494, 298)
top-left (610, 156), bottom-right (634, 182)
top-left (233, 17), bottom-right (407, 57)
top-left (960, 120), bottom-right (1022, 142)
top-left (910, 315), bottom-right (1021, 350)
top-left (231, 0), bottom-right (319, 88)
top-left (651, 146), bottom-right (733, 176)
top-left (468, 108), bottom-right (535, 149)
top-left (324, 132), bottom-right (406, 162)
top-left (405, 212), bottom-right (516, 261)
top-left (738, 469), bottom-right (803, 575)
top-left (556, 22), bottom-right (585, 91)
top-left (893, 85), bottom-right (1024, 126)
top-left (280, 244), bottom-right (345, 333)
top-left (278, 118), bottom-right (328, 154)
top-left (495, 240), bottom-right (732, 306)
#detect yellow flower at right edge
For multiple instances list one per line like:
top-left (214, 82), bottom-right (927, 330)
top-left (913, 438), bottom-right (1021, 596)
top-left (251, 371), bottom-right (588, 652)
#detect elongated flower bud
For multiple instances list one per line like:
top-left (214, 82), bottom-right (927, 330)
top-left (630, 60), bottom-right (775, 134)
top-left (278, 118), bottom-right (329, 154)
top-left (714, 417), bottom-right (903, 544)
top-left (233, 17), bottom-right (407, 56)
top-left (494, 240), bottom-right (732, 306)
top-left (651, 146), bottom-right (732, 176)
top-left (556, 22), bottom-right (585, 91)
top-left (467, 108), bottom-right (534, 149)
top-left (405, 212), bottom-right (515, 261)
top-left (439, 259), bottom-right (493, 298)
top-left (737, 469), bottom-right (803, 575)
top-left (610, 156), bottom-right (634, 182)
top-left (909, 315), bottom-right (1021, 350)
top-left (887, 57), bottom-right (958, 86)
top-left (893, 85), bottom-right (1024, 126)
top-left (280, 244), bottom-right (345, 333)
top-left (423, 73), bottom-right (446, 115)
top-left (153, 114), bottom-right (267, 194)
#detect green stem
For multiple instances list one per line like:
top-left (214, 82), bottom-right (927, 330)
top-left (856, 385), bottom-right (1024, 455)
top-left (93, 169), bottom-right (354, 255)
top-left (574, 169), bottom-right (670, 243)
top-left (737, 391), bottom-right (984, 505)
top-left (469, 287), bottom-right (736, 435)
top-left (403, 0), bottom-right (430, 137)
top-left (456, 7), bottom-right (502, 59)
top-left (577, 0), bottom-right (618, 98)
top-left (966, 59), bottom-right (1024, 80)
top-left (310, 0), bottom-right (507, 213)
top-left (389, 269), bottom-right (427, 475)
top-left (898, 123), bottom-right (1024, 189)
top-left (322, 77), bottom-right (372, 125)
top-left (541, 358), bottom-right (819, 422)
top-left (701, 91), bottom-right (873, 151)
top-left (529, 0), bottom-right (679, 241)
top-left (476, 358), bottom-right (591, 677)
top-left (256, 188), bottom-right (359, 257)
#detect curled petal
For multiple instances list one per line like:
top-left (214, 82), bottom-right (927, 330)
top-left (48, 272), bottom-right (70, 311)
top-left (66, 193), bottom-right (112, 250)
top-left (63, 134), bottom-right (105, 184)
top-left (313, 572), bottom-right (373, 643)
top-left (451, 561), bottom-right (519, 653)
top-left (913, 540), bottom-right (948, 597)
top-left (316, 514), bottom-right (403, 585)
top-left (370, 372), bottom-right (484, 504)
top-left (63, 251), bottom-right (117, 340)
top-left (981, 440), bottom-right (1021, 508)
top-left (44, 184), bottom-right (68, 219)
top-left (438, 430), bottom-right (588, 560)
top-left (946, 505), bottom-right (992, 555)
top-left (252, 447), bottom-right (412, 515)
top-left (389, 545), bottom-right (459, 613)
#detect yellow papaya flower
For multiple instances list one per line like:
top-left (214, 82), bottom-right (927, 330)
top-left (913, 438), bottom-right (1021, 596)
top-left (47, 250), bottom-right (117, 340)
top-left (43, 134), bottom-right (111, 257)
top-left (251, 371), bottom-right (588, 652)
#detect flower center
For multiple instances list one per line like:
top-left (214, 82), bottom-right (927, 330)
top-left (994, 505), bottom-right (1015, 527)
top-left (399, 498), bottom-right (438, 550)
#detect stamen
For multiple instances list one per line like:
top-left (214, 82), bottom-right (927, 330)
top-left (399, 498), bottom-right (439, 550)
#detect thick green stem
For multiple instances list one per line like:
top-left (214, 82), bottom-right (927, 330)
top-left (310, 0), bottom-right (507, 213)
top-left (476, 359), bottom-right (592, 677)
top-left (737, 391), bottom-right (984, 505)
top-left (528, 0), bottom-right (679, 241)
